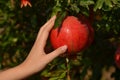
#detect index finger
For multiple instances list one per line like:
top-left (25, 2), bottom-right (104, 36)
top-left (36, 16), bottom-right (56, 49)
top-left (36, 15), bottom-right (56, 41)
top-left (42, 15), bottom-right (56, 31)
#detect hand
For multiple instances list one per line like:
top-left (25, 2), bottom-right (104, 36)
top-left (22, 15), bottom-right (67, 73)
top-left (0, 16), bottom-right (67, 80)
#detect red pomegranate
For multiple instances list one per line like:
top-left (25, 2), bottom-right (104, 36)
top-left (115, 46), bottom-right (120, 69)
top-left (50, 16), bottom-right (90, 56)
top-left (78, 14), bottom-right (94, 49)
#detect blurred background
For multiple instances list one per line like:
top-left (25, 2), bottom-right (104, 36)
top-left (0, 0), bottom-right (120, 80)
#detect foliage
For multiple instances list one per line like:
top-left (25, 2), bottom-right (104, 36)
top-left (0, 0), bottom-right (120, 80)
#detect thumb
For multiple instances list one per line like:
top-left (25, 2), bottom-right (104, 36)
top-left (45, 45), bottom-right (67, 63)
top-left (50, 45), bottom-right (67, 57)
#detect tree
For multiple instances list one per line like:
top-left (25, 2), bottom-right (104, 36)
top-left (0, 0), bottom-right (120, 80)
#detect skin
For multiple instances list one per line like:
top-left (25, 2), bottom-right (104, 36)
top-left (0, 15), bottom-right (67, 80)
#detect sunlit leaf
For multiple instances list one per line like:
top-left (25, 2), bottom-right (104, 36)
top-left (80, 0), bottom-right (94, 9)
top-left (59, 71), bottom-right (66, 78)
top-left (71, 3), bottom-right (80, 13)
top-left (105, 0), bottom-right (113, 7)
top-left (94, 0), bottom-right (105, 11)
top-left (112, 0), bottom-right (118, 4)
top-left (49, 77), bottom-right (59, 80)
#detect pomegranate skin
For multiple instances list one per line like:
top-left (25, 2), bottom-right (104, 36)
top-left (78, 14), bottom-right (94, 49)
top-left (50, 16), bottom-right (89, 56)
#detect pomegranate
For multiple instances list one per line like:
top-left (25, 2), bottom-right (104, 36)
top-left (50, 16), bottom-right (89, 56)
top-left (78, 14), bottom-right (94, 49)
top-left (115, 46), bottom-right (120, 69)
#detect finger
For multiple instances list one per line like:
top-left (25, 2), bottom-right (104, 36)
top-left (37, 16), bottom-right (56, 40)
top-left (44, 45), bottom-right (67, 63)
top-left (42, 15), bottom-right (56, 30)
top-left (38, 16), bottom-right (56, 48)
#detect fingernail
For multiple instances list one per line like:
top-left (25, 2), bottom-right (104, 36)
top-left (52, 15), bottom-right (56, 19)
top-left (61, 45), bottom-right (67, 52)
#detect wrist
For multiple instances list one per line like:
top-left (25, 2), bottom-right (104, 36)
top-left (0, 63), bottom-right (32, 80)
top-left (19, 61), bottom-right (37, 77)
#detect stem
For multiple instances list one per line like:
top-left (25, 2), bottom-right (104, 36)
top-left (66, 57), bottom-right (71, 80)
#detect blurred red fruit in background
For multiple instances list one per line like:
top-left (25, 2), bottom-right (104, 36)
top-left (115, 46), bottom-right (120, 69)
top-left (21, 0), bottom-right (32, 8)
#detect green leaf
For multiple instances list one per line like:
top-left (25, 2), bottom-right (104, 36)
top-left (54, 11), bottom-right (67, 29)
top-left (80, 0), bottom-right (94, 9)
top-left (105, 0), bottom-right (113, 7)
top-left (51, 0), bottom-right (62, 16)
top-left (49, 77), bottom-right (59, 80)
top-left (94, 0), bottom-right (105, 11)
top-left (70, 3), bottom-right (80, 13)
top-left (105, 24), bottom-right (110, 32)
top-left (60, 63), bottom-right (66, 69)
top-left (59, 71), bottom-right (66, 78)
top-left (112, 0), bottom-right (118, 4)
top-left (41, 69), bottom-right (51, 77)
top-left (51, 6), bottom-right (62, 16)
